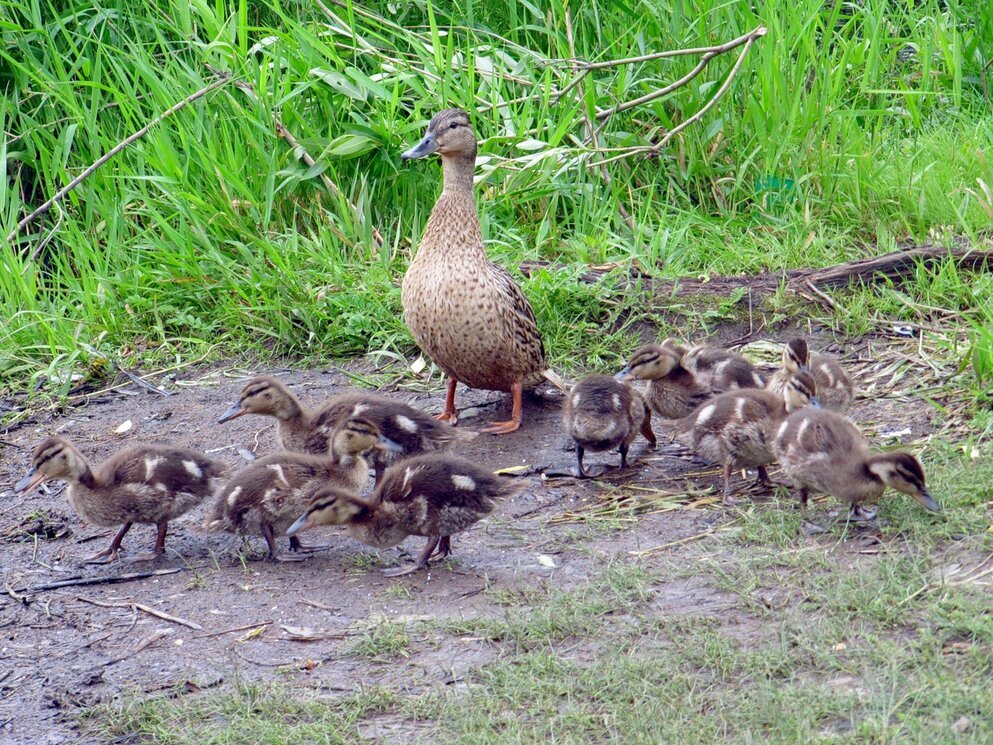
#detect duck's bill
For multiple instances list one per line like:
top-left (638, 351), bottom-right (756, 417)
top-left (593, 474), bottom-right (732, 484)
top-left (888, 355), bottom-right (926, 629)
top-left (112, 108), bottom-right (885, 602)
top-left (401, 133), bottom-right (437, 160)
top-left (808, 397), bottom-right (822, 409)
top-left (917, 489), bottom-right (942, 513)
top-left (218, 402), bottom-right (248, 423)
top-left (287, 514), bottom-right (314, 536)
top-left (613, 367), bottom-right (633, 382)
top-left (375, 435), bottom-right (404, 453)
top-left (15, 467), bottom-right (46, 494)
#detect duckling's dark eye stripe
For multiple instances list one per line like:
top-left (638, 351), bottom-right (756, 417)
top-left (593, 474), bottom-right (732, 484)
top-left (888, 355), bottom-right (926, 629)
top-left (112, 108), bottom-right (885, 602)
top-left (243, 383), bottom-right (270, 397)
top-left (36, 448), bottom-right (62, 466)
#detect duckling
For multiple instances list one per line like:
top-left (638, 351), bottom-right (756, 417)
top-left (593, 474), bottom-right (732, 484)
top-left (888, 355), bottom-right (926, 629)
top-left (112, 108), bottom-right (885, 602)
top-left (288, 454), bottom-right (522, 576)
top-left (773, 407), bottom-right (939, 519)
top-left (14, 436), bottom-right (223, 563)
top-left (201, 417), bottom-right (400, 560)
top-left (767, 338), bottom-right (854, 412)
top-left (563, 375), bottom-right (656, 478)
top-left (401, 108), bottom-right (560, 434)
top-left (673, 369), bottom-right (818, 505)
top-left (218, 376), bottom-right (470, 482)
top-left (678, 340), bottom-right (767, 392)
top-left (615, 340), bottom-right (713, 419)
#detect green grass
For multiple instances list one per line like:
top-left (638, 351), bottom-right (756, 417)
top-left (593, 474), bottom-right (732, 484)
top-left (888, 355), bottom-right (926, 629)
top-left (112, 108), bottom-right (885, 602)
top-left (2, 0), bottom-right (992, 397)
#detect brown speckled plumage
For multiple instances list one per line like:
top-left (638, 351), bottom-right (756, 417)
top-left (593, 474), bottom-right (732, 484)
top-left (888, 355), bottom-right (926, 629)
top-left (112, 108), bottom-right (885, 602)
top-left (767, 338), bottom-right (854, 412)
top-left (15, 436), bottom-right (223, 562)
top-left (218, 376), bottom-right (470, 481)
top-left (773, 407), bottom-right (939, 517)
top-left (673, 370), bottom-right (817, 504)
top-left (288, 454), bottom-right (522, 575)
top-left (202, 417), bottom-right (380, 559)
top-left (563, 375), bottom-right (656, 477)
top-left (400, 109), bottom-right (546, 433)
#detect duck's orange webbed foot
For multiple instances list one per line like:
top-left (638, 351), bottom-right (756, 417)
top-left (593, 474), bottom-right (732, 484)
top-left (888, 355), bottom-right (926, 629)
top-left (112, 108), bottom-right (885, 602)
top-left (481, 382), bottom-right (522, 435)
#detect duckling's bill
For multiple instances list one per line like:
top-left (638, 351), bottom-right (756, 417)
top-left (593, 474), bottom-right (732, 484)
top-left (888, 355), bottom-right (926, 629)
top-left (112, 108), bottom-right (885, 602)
top-left (15, 466), bottom-right (46, 494)
top-left (917, 489), bottom-right (942, 513)
top-left (218, 402), bottom-right (248, 423)
top-left (376, 435), bottom-right (404, 453)
top-left (613, 367), bottom-right (633, 382)
top-left (286, 513), bottom-right (314, 536)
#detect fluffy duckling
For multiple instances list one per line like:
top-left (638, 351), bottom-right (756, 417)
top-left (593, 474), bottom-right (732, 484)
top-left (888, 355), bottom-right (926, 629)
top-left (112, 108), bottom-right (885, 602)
top-left (767, 338), bottom-right (854, 412)
top-left (678, 340), bottom-right (767, 392)
top-left (288, 454), bottom-right (522, 576)
top-left (400, 109), bottom-right (557, 434)
top-left (773, 407), bottom-right (939, 519)
top-left (615, 341), bottom-right (712, 420)
top-left (218, 376), bottom-right (470, 482)
top-left (15, 436), bottom-right (223, 563)
top-left (563, 375), bottom-right (656, 478)
top-left (201, 417), bottom-right (400, 560)
top-left (674, 369), bottom-right (818, 505)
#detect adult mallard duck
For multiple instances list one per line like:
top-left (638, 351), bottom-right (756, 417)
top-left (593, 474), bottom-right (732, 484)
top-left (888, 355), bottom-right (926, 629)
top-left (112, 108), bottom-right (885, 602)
top-left (400, 108), bottom-right (556, 434)
top-left (773, 407), bottom-right (939, 519)
top-left (15, 436), bottom-right (224, 563)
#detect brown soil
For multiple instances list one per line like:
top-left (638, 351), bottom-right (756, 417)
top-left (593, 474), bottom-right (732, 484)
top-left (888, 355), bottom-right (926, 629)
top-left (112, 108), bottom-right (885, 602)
top-left (0, 332), bottom-right (945, 743)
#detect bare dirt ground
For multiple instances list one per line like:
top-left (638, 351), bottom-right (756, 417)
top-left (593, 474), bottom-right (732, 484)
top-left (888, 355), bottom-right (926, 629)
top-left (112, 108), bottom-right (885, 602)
top-left (0, 330), bottom-right (946, 743)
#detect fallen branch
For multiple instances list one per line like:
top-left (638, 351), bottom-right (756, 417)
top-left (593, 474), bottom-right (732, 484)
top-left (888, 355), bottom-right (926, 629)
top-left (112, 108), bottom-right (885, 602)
top-left (13, 567), bottom-right (183, 594)
top-left (7, 73), bottom-right (234, 249)
top-left (76, 595), bottom-right (203, 630)
top-left (195, 620), bottom-right (273, 639)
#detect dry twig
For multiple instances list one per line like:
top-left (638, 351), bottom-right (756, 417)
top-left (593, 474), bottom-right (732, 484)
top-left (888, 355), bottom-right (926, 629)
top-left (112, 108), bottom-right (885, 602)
top-left (76, 595), bottom-right (202, 630)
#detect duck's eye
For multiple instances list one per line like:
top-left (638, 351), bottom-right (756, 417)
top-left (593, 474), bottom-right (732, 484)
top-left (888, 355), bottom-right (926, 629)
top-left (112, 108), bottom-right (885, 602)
top-left (449, 121), bottom-right (459, 129)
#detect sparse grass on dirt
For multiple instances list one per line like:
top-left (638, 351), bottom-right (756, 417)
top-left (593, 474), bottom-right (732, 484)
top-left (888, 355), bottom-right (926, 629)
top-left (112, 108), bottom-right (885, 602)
top-left (82, 443), bottom-right (993, 744)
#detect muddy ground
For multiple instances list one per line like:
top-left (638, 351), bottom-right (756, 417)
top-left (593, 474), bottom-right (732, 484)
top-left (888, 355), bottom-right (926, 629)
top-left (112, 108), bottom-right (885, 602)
top-left (0, 331), bottom-right (945, 743)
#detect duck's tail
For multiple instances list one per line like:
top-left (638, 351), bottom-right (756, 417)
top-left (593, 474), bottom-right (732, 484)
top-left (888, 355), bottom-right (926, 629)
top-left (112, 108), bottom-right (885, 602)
top-left (541, 369), bottom-right (570, 394)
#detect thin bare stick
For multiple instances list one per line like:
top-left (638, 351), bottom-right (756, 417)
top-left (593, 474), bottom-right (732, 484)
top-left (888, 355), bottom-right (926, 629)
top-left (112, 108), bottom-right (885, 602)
top-left (13, 567), bottom-right (183, 594)
top-left (593, 29), bottom-right (766, 168)
top-left (595, 53), bottom-right (710, 122)
top-left (7, 74), bottom-right (233, 248)
top-left (548, 26), bottom-right (767, 70)
top-left (76, 595), bottom-right (203, 630)
top-left (195, 620), bottom-right (273, 639)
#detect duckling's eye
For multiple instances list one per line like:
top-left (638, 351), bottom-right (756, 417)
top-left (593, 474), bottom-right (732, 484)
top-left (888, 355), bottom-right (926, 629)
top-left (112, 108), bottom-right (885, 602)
top-left (449, 122), bottom-right (459, 129)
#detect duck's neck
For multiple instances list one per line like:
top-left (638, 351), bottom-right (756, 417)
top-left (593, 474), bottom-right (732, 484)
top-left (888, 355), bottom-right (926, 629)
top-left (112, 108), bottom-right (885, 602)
top-left (441, 154), bottom-right (476, 195)
top-left (416, 154), bottom-right (483, 260)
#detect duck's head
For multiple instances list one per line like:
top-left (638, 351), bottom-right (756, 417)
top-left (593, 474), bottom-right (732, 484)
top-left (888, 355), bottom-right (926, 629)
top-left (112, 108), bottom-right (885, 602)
top-left (218, 376), bottom-right (297, 423)
top-left (867, 452), bottom-right (941, 513)
top-left (783, 369), bottom-right (819, 412)
top-left (401, 109), bottom-right (476, 161)
top-left (287, 486), bottom-right (367, 535)
top-left (15, 436), bottom-right (84, 493)
top-left (615, 344), bottom-right (680, 382)
top-left (331, 416), bottom-right (403, 458)
top-left (782, 338), bottom-right (810, 375)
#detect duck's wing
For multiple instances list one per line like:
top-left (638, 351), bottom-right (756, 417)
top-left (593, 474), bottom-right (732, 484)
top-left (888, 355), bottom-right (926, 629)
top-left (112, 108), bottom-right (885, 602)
top-left (487, 261), bottom-right (546, 364)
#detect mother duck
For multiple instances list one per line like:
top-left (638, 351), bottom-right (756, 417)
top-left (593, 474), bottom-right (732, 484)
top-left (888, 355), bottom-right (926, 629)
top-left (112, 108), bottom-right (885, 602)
top-left (401, 109), bottom-right (553, 434)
